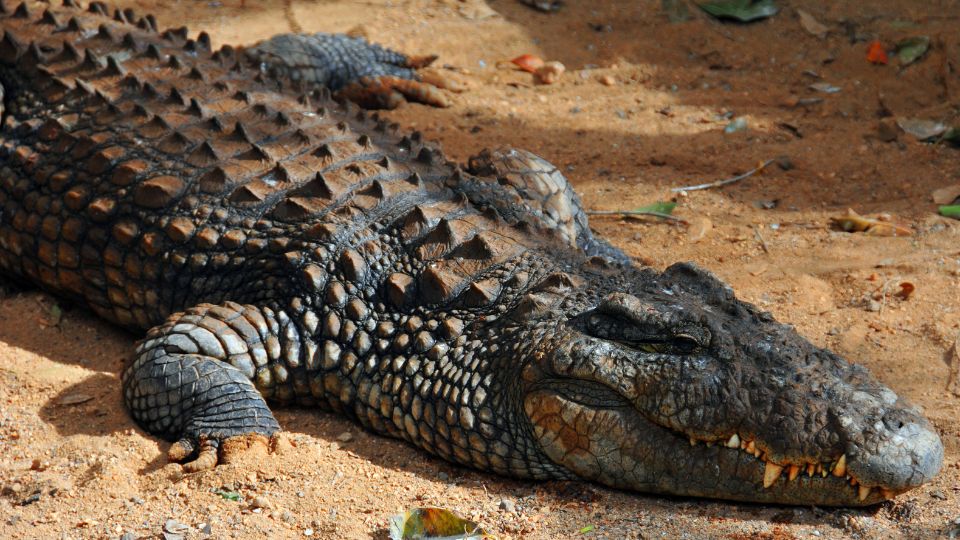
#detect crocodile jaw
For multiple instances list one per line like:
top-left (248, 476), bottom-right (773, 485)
top-left (524, 387), bottom-right (942, 506)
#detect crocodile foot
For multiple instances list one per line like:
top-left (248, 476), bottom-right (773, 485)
top-left (168, 433), bottom-right (280, 472)
top-left (246, 33), bottom-right (458, 109)
top-left (122, 302), bottom-right (283, 472)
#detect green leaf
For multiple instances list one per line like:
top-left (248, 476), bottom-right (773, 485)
top-left (942, 127), bottom-right (960, 146)
top-left (634, 201), bottom-right (677, 215)
top-left (939, 205), bottom-right (960, 219)
top-left (697, 0), bottom-right (778, 22)
top-left (580, 524), bottom-right (596, 534)
top-left (389, 508), bottom-right (489, 540)
top-left (49, 304), bottom-right (62, 326)
top-left (213, 490), bottom-right (240, 501)
top-left (662, 0), bottom-right (691, 22)
top-left (895, 36), bottom-right (930, 66)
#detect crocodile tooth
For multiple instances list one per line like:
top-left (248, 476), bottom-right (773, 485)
top-left (745, 440), bottom-right (756, 454)
top-left (689, 437), bottom-right (697, 447)
top-left (849, 476), bottom-right (857, 486)
top-left (832, 454), bottom-right (847, 477)
top-left (725, 434), bottom-right (740, 448)
top-left (806, 464), bottom-right (816, 477)
top-left (858, 485), bottom-right (871, 502)
top-left (787, 465), bottom-right (800, 481)
top-left (880, 488), bottom-right (894, 499)
top-left (763, 462), bottom-right (784, 488)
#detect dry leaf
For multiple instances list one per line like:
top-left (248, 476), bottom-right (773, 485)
top-left (797, 9), bottom-right (828, 38)
top-left (893, 282), bottom-right (915, 300)
top-left (510, 54), bottom-right (544, 73)
top-left (829, 208), bottom-right (911, 237)
top-left (687, 216), bottom-right (713, 243)
top-left (946, 334), bottom-right (960, 397)
top-left (932, 184), bottom-right (960, 205)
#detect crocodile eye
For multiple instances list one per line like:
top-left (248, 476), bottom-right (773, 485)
top-left (670, 334), bottom-right (701, 355)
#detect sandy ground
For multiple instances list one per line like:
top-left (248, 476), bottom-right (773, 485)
top-left (2, 0), bottom-right (960, 538)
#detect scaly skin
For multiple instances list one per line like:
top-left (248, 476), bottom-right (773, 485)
top-left (0, 1), bottom-right (943, 506)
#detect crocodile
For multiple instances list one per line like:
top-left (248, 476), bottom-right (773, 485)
top-left (0, 1), bottom-right (943, 506)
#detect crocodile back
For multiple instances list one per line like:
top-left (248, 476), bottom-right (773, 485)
top-left (0, 1), bottom-right (550, 330)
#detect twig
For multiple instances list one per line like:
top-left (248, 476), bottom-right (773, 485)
top-left (752, 225), bottom-right (769, 254)
top-left (586, 210), bottom-right (688, 223)
top-left (947, 332), bottom-right (960, 396)
top-left (672, 159), bottom-right (775, 192)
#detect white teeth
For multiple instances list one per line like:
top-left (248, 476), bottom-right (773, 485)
top-left (763, 462), bottom-right (784, 488)
top-left (726, 434), bottom-right (741, 448)
top-left (745, 440), bottom-right (756, 454)
top-left (806, 464), bottom-right (816, 477)
top-left (858, 485), bottom-right (871, 501)
top-left (832, 454), bottom-right (847, 477)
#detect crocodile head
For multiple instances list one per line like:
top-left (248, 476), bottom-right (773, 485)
top-left (516, 262), bottom-right (942, 505)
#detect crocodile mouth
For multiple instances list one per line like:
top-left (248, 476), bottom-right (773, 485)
top-left (684, 432), bottom-right (894, 503)
top-left (525, 381), bottom-right (921, 505)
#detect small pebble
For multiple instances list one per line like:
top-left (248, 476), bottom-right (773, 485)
top-left (336, 432), bottom-right (353, 443)
top-left (499, 498), bottom-right (517, 513)
top-left (535, 61), bottom-right (565, 84)
top-left (120, 533), bottom-right (136, 540)
top-left (251, 495), bottom-right (270, 509)
top-left (598, 75), bottom-right (615, 86)
top-left (304, 528), bottom-right (314, 537)
top-left (438, 472), bottom-right (450, 481)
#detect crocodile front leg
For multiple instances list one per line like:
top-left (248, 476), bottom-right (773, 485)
top-left (245, 33), bottom-right (457, 109)
top-left (123, 302), bottom-right (286, 471)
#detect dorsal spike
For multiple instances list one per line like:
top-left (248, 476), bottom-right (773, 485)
top-left (186, 141), bottom-right (219, 167)
top-left (167, 87), bottom-right (186, 105)
top-left (144, 43), bottom-right (162, 60)
top-left (377, 156), bottom-right (390, 169)
top-left (204, 116), bottom-right (226, 133)
top-left (183, 38), bottom-right (198, 53)
top-left (231, 121), bottom-right (252, 143)
top-left (62, 0), bottom-right (79, 7)
top-left (65, 16), bottom-right (82, 31)
top-left (80, 48), bottom-right (102, 71)
top-left (405, 172), bottom-right (422, 185)
top-left (145, 14), bottom-right (158, 32)
top-left (103, 55), bottom-right (125, 76)
top-left (187, 66), bottom-right (205, 81)
top-left (121, 33), bottom-right (139, 50)
top-left (313, 143), bottom-right (334, 160)
top-left (140, 81), bottom-right (160, 99)
top-left (357, 134), bottom-right (372, 148)
top-left (291, 173), bottom-right (332, 199)
top-left (197, 32), bottom-right (212, 51)
top-left (88, 2), bottom-right (108, 16)
top-left (39, 9), bottom-right (60, 25)
top-left (57, 41), bottom-right (81, 62)
top-left (12, 2), bottom-right (30, 18)
top-left (131, 103), bottom-right (150, 118)
top-left (19, 41), bottom-right (44, 68)
top-left (168, 54), bottom-right (182, 69)
top-left (123, 8), bottom-right (136, 22)
top-left (97, 23), bottom-right (116, 41)
top-left (113, 8), bottom-right (126, 23)
top-left (186, 98), bottom-right (205, 117)
top-left (233, 90), bottom-right (251, 103)
top-left (274, 111), bottom-right (291, 127)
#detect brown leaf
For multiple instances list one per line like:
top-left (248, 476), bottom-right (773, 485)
top-left (932, 184), bottom-right (960, 205)
top-left (829, 208), bottom-right (911, 237)
top-left (797, 9), bottom-right (828, 38)
top-left (893, 282), bottom-right (915, 300)
top-left (511, 54), bottom-right (545, 73)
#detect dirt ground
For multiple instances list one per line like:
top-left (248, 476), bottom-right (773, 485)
top-left (2, 0), bottom-right (960, 538)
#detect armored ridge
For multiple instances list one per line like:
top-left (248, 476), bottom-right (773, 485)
top-left (0, 0), bottom-right (943, 506)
